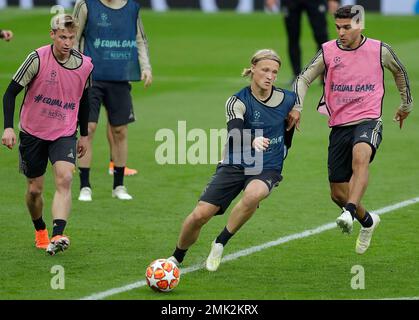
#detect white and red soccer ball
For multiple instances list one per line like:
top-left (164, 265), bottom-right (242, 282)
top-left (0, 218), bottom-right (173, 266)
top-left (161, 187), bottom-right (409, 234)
top-left (145, 259), bottom-right (180, 292)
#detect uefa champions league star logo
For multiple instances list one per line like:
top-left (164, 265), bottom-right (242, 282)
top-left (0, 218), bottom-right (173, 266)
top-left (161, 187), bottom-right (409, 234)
top-left (98, 12), bottom-right (112, 27)
top-left (251, 111), bottom-right (263, 126)
top-left (46, 70), bottom-right (58, 86)
top-left (333, 56), bottom-right (344, 70)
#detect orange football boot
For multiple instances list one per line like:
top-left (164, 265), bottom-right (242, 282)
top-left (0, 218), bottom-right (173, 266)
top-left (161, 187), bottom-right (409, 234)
top-left (35, 229), bottom-right (50, 249)
top-left (108, 161), bottom-right (138, 176)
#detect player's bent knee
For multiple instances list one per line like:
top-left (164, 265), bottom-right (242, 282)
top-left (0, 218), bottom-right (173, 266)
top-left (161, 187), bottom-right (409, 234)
top-left (189, 212), bottom-right (210, 227)
top-left (243, 185), bottom-right (268, 205)
top-left (190, 204), bottom-right (216, 226)
top-left (111, 125), bottom-right (128, 139)
top-left (242, 192), bottom-right (264, 209)
top-left (56, 172), bottom-right (73, 189)
top-left (353, 143), bottom-right (372, 164)
top-left (27, 188), bottom-right (42, 199)
top-left (27, 179), bottom-right (43, 198)
top-left (88, 123), bottom-right (98, 136)
top-left (352, 155), bottom-right (370, 168)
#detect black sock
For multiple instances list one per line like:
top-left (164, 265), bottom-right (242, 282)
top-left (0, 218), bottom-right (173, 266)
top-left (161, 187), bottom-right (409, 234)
top-left (113, 166), bottom-right (125, 189)
top-left (357, 211), bottom-right (373, 228)
top-left (215, 226), bottom-right (234, 246)
top-left (32, 217), bottom-right (46, 231)
top-left (79, 167), bottom-right (91, 189)
top-left (52, 219), bottom-right (67, 237)
top-left (172, 246), bottom-right (188, 263)
top-left (345, 203), bottom-right (356, 220)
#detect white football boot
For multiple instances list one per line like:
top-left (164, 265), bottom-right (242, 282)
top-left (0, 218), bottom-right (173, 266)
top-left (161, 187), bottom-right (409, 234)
top-left (205, 241), bottom-right (224, 272)
top-left (167, 256), bottom-right (180, 267)
top-left (46, 235), bottom-right (70, 256)
top-left (356, 213), bottom-right (381, 254)
top-left (336, 208), bottom-right (354, 234)
top-left (78, 187), bottom-right (92, 201)
top-left (112, 186), bottom-right (133, 200)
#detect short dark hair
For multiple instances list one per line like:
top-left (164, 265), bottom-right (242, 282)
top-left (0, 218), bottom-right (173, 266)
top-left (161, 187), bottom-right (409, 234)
top-left (334, 5), bottom-right (359, 19)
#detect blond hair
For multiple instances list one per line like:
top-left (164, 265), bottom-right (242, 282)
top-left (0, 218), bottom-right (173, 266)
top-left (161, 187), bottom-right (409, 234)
top-left (242, 49), bottom-right (281, 78)
top-left (51, 14), bottom-right (79, 32)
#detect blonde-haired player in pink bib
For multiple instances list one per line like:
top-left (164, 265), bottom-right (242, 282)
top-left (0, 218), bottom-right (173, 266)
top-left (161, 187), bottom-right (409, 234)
top-left (1, 14), bottom-right (93, 255)
top-left (288, 5), bottom-right (413, 254)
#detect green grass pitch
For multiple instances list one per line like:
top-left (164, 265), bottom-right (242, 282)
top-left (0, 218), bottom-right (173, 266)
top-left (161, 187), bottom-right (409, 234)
top-left (0, 8), bottom-right (418, 300)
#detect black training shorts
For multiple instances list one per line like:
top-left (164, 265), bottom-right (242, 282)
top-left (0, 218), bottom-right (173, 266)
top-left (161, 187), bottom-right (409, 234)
top-left (199, 163), bottom-right (283, 215)
top-left (328, 120), bottom-right (383, 183)
top-left (19, 131), bottom-right (77, 178)
top-left (88, 81), bottom-right (136, 126)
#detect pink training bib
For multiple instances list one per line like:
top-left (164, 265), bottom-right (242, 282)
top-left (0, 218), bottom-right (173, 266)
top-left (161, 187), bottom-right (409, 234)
top-left (20, 45), bottom-right (93, 140)
top-left (319, 38), bottom-right (384, 127)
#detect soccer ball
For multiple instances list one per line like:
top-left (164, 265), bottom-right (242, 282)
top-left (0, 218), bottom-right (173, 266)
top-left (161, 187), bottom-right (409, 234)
top-left (145, 259), bottom-right (180, 292)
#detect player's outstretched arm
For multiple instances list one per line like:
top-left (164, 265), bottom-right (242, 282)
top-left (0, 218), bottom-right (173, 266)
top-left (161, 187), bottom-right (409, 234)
top-left (293, 49), bottom-right (325, 117)
top-left (381, 43), bottom-right (413, 128)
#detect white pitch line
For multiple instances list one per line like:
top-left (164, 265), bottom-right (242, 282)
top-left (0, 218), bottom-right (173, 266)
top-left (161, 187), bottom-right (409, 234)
top-left (80, 197), bottom-right (419, 300)
top-left (379, 296), bottom-right (419, 300)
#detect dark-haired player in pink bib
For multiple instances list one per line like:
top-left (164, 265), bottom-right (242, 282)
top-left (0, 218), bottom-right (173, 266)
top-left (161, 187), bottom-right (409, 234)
top-left (1, 14), bottom-right (93, 255)
top-left (288, 5), bottom-right (413, 254)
